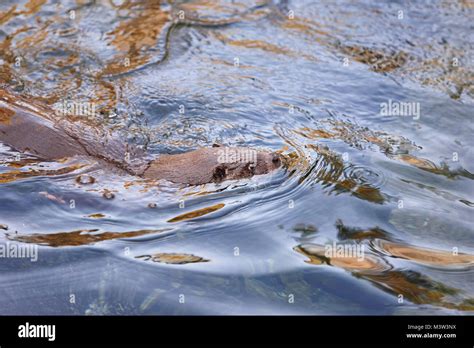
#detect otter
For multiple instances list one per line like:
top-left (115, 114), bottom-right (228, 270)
top-left (0, 90), bottom-right (281, 184)
top-left (144, 146), bottom-right (281, 185)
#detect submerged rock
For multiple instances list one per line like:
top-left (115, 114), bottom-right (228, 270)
top-left (136, 253), bottom-right (209, 265)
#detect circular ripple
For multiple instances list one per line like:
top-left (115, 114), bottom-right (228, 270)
top-left (343, 164), bottom-right (386, 189)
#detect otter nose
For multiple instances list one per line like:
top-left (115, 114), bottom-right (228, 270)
top-left (271, 153), bottom-right (282, 168)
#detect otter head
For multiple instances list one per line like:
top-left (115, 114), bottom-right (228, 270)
top-left (212, 148), bottom-right (281, 183)
top-left (143, 147), bottom-right (282, 185)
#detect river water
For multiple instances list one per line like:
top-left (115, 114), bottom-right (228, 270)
top-left (0, 0), bottom-right (473, 314)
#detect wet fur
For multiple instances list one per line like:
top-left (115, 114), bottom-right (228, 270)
top-left (0, 90), bottom-right (281, 185)
top-left (143, 147), bottom-right (281, 185)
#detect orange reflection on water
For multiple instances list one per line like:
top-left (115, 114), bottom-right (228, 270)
top-left (9, 228), bottom-right (170, 247)
top-left (167, 203), bottom-right (225, 223)
top-left (136, 252), bottom-right (209, 265)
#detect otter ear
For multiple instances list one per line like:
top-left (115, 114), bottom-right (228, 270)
top-left (212, 164), bottom-right (227, 182)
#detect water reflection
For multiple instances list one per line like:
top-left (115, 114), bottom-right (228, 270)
top-left (0, 0), bottom-right (472, 314)
top-left (9, 228), bottom-right (170, 247)
top-left (136, 252), bottom-right (209, 264)
top-left (295, 238), bottom-right (474, 311)
top-left (101, 1), bottom-right (172, 77)
top-left (167, 203), bottom-right (225, 222)
top-left (0, 163), bottom-right (86, 184)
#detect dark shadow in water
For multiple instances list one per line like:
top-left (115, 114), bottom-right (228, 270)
top-left (336, 219), bottom-right (392, 241)
top-left (338, 44), bottom-right (407, 73)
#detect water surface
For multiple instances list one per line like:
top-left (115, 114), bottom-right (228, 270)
top-left (0, 0), bottom-right (473, 314)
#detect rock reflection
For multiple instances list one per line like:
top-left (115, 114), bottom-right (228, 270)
top-left (276, 1), bottom-right (474, 100)
top-left (102, 1), bottom-right (171, 76)
top-left (373, 240), bottom-right (474, 268)
top-left (172, 0), bottom-right (271, 25)
top-left (295, 221), bottom-right (474, 311)
top-left (167, 203), bottom-right (225, 223)
top-left (336, 219), bottom-right (391, 241)
top-left (338, 45), bottom-right (407, 73)
top-left (136, 252), bottom-right (209, 265)
top-left (8, 228), bottom-right (170, 247)
top-left (0, 164), bottom-right (86, 184)
top-left (295, 244), bottom-right (391, 273)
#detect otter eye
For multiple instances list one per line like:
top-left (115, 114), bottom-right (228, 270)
top-left (212, 165), bottom-right (227, 182)
top-left (272, 154), bottom-right (281, 166)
